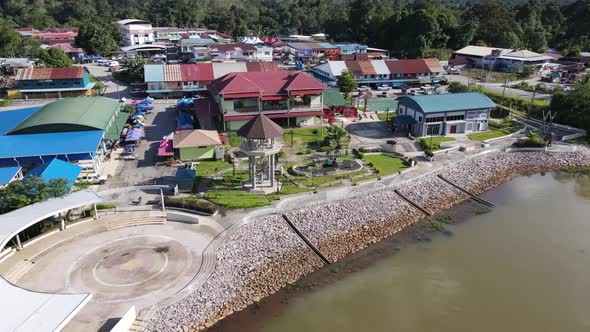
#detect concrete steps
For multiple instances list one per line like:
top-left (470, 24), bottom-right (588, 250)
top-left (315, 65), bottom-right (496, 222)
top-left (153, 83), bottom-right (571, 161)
top-left (129, 305), bottom-right (158, 332)
top-left (103, 211), bottom-right (167, 230)
top-left (3, 260), bottom-right (33, 283)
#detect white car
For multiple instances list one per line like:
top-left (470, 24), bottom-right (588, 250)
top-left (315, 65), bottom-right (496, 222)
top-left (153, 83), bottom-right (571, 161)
top-left (78, 173), bottom-right (107, 184)
top-left (108, 61), bottom-right (120, 67)
top-left (377, 85), bottom-right (391, 91)
top-left (357, 86), bottom-right (369, 91)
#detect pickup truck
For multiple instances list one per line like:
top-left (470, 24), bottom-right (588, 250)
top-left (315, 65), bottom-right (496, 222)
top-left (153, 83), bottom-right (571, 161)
top-left (78, 173), bottom-right (107, 185)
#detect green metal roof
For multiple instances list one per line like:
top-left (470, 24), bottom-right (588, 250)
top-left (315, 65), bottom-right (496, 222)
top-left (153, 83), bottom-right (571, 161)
top-left (8, 97), bottom-right (121, 135)
top-left (398, 92), bottom-right (495, 114)
top-left (103, 110), bottom-right (130, 141)
top-left (323, 88), bottom-right (346, 106)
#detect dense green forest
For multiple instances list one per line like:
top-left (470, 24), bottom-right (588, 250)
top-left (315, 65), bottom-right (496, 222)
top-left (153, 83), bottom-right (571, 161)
top-left (1, 0), bottom-right (589, 58)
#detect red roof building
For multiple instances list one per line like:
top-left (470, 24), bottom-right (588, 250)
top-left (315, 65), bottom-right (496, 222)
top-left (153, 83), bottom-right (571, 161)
top-left (207, 71), bottom-right (327, 130)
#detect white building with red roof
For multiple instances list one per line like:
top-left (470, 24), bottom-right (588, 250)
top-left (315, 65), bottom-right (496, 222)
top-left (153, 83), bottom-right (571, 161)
top-left (207, 71), bottom-right (327, 130)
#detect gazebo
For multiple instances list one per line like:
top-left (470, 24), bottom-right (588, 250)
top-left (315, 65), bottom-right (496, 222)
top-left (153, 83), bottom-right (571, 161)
top-left (237, 114), bottom-right (284, 193)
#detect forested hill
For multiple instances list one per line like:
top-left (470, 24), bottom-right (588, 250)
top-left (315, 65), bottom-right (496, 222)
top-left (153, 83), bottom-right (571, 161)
top-left (1, 0), bottom-right (589, 58)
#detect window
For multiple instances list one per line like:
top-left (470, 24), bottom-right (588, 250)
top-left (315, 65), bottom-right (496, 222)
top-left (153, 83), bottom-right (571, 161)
top-left (49, 82), bottom-right (56, 87)
top-left (425, 116), bottom-right (444, 123)
top-left (177, 82), bottom-right (181, 87)
top-left (446, 114), bottom-right (465, 121)
top-left (23, 83), bottom-right (30, 87)
top-left (134, 34), bottom-right (139, 38)
top-left (427, 124), bottom-right (441, 135)
top-left (418, 116), bottom-right (423, 122)
top-left (36, 83), bottom-right (42, 87)
top-left (74, 82), bottom-right (81, 86)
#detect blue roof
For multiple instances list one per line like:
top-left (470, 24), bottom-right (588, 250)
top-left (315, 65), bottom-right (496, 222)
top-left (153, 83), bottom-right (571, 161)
top-left (144, 64), bottom-right (164, 82)
top-left (27, 158), bottom-right (82, 187)
top-left (176, 168), bottom-right (196, 180)
top-left (0, 107), bottom-right (40, 135)
top-left (398, 92), bottom-right (495, 114)
top-left (0, 130), bottom-right (103, 159)
top-left (0, 167), bottom-right (21, 185)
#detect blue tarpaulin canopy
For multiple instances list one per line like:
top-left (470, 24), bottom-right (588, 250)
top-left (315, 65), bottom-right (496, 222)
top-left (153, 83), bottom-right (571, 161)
top-left (177, 97), bottom-right (194, 111)
top-left (175, 168), bottom-right (196, 180)
top-left (125, 128), bottom-right (143, 142)
top-left (176, 112), bottom-right (194, 130)
top-left (0, 167), bottom-right (21, 185)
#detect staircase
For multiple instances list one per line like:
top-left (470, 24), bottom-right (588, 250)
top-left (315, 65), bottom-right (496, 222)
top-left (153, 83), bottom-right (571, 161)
top-left (3, 260), bottom-right (33, 283)
top-left (103, 210), bottom-right (167, 231)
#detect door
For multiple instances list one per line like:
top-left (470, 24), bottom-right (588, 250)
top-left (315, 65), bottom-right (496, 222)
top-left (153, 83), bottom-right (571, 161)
top-left (450, 125), bottom-right (457, 134)
top-left (476, 122), bottom-right (481, 131)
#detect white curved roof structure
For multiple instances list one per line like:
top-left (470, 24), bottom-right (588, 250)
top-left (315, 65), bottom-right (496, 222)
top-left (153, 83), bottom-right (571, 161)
top-left (0, 277), bottom-right (91, 332)
top-left (0, 189), bottom-right (101, 251)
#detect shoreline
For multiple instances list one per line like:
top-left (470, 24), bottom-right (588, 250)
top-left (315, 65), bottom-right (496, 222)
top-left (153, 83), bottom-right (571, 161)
top-left (145, 148), bottom-right (590, 332)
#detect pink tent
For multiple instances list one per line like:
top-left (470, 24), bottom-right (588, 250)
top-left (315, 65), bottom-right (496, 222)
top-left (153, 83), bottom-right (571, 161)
top-left (270, 38), bottom-right (276, 44)
top-left (263, 37), bottom-right (270, 44)
top-left (157, 139), bottom-right (174, 157)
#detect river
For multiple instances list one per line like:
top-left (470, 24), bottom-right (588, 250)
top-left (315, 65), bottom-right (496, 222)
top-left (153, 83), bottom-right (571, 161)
top-left (253, 172), bottom-right (590, 332)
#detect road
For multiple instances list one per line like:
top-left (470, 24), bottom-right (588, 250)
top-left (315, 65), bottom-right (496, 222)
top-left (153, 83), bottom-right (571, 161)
top-left (83, 63), bottom-right (131, 100)
top-left (445, 74), bottom-right (551, 101)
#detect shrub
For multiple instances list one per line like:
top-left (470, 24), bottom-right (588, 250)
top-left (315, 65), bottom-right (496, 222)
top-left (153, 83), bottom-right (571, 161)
top-left (490, 107), bottom-right (509, 118)
top-left (1, 98), bottom-right (13, 107)
top-left (424, 149), bottom-right (435, 157)
top-left (319, 146), bottom-right (331, 152)
top-left (164, 197), bottom-right (217, 214)
top-left (96, 203), bottom-right (116, 209)
top-left (512, 132), bottom-right (546, 148)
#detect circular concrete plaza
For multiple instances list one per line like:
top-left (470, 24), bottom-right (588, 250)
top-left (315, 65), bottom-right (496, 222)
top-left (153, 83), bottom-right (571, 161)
top-left (9, 220), bottom-right (222, 331)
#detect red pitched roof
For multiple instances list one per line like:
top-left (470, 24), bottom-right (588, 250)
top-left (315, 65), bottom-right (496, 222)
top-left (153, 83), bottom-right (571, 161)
top-left (424, 58), bottom-right (443, 72)
top-left (209, 71), bottom-right (326, 98)
top-left (15, 67), bottom-right (86, 80)
top-left (344, 60), bottom-right (363, 76)
top-left (51, 43), bottom-right (83, 53)
top-left (357, 60), bottom-right (377, 75)
top-left (385, 59), bottom-right (432, 74)
top-left (180, 64), bottom-right (214, 81)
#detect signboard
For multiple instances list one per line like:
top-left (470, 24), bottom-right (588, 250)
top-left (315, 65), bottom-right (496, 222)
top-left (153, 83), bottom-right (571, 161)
top-left (466, 110), bottom-right (487, 120)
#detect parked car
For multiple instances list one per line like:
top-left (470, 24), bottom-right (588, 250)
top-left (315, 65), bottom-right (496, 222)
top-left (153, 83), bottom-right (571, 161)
top-left (109, 61), bottom-right (120, 67)
top-left (377, 91), bottom-right (388, 98)
top-left (130, 87), bottom-right (145, 95)
top-left (377, 85), bottom-right (391, 91)
top-left (78, 173), bottom-right (107, 185)
top-left (97, 59), bottom-right (110, 66)
top-left (357, 85), bottom-right (369, 91)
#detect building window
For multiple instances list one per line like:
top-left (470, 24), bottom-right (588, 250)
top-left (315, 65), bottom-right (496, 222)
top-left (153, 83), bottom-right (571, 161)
top-left (49, 82), bottom-right (56, 87)
top-left (427, 124), bottom-right (441, 135)
top-left (425, 116), bottom-right (444, 123)
top-left (36, 83), bottom-right (42, 87)
top-left (23, 83), bottom-right (30, 87)
top-left (418, 116), bottom-right (423, 122)
top-left (446, 115), bottom-right (465, 121)
top-left (134, 34), bottom-right (139, 38)
top-left (74, 82), bottom-right (81, 86)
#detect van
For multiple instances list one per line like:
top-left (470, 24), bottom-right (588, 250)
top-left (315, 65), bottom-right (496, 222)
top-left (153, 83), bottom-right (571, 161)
top-left (97, 59), bottom-right (110, 66)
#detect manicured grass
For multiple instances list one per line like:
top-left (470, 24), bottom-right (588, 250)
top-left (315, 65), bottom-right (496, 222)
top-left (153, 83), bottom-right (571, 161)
top-left (227, 132), bottom-right (241, 147)
top-left (351, 174), bottom-right (378, 183)
top-left (266, 175), bottom-right (310, 200)
top-left (283, 127), bottom-right (327, 153)
top-left (208, 170), bottom-right (249, 187)
top-left (419, 137), bottom-right (456, 151)
top-left (291, 169), bottom-right (368, 187)
top-left (192, 160), bottom-right (233, 192)
top-left (203, 190), bottom-right (271, 208)
top-left (468, 128), bottom-right (513, 141)
top-left (362, 154), bottom-right (409, 176)
top-left (377, 112), bottom-right (396, 122)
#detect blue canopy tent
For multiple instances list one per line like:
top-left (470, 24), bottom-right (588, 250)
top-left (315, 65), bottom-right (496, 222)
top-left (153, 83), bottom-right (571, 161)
top-left (176, 97), bottom-right (194, 111)
top-left (26, 158), bottom-right (82, 188)
top-left (125, 128), bottom-right (143, 142)
top-left (176, 112), bottom-right (194, 131)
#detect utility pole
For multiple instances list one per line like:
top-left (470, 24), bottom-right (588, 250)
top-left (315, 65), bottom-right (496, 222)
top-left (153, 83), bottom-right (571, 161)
top-left (502, 77), bottom-right (507, 98)
top-left (529, 87), bottom-right (537, 116)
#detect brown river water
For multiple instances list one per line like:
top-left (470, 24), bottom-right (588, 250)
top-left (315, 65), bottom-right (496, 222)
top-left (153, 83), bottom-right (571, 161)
top-left (245, 172), bottom-right (590, 332)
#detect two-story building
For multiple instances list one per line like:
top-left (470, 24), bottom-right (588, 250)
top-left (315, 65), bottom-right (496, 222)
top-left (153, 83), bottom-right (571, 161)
top-left (396, 92), bottom-right (495, 137)
top-left (284, 42), bottom-right (341, 63)
top-left (333, 43), bottom-right (368, 60)
top-left (312, 59), bottom-right (444, 87)
top-left (118, 19), bottom-right (155, 46)
top-left (453, 45), bottom-right (552, 72)
top-left (209, 43), bottom-right (273, 62)
top-left (12, 67), bottom-right (95, 99)
top-left (144, 64), bottom-right (214, 97)
top-left (207, 71), bottom-right (327, 130)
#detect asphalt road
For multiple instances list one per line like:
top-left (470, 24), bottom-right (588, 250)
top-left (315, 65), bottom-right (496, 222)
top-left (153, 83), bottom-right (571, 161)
top-left (445, 74), bottom-right (552, 101)
top-left (83, 63), bottom-right (131, 100)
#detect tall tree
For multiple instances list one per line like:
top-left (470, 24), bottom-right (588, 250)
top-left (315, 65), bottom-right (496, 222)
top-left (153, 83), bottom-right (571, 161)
top-left (0, 176), bottom-right (69, 214)
top-left (38, 47), bottom-right (73, 67)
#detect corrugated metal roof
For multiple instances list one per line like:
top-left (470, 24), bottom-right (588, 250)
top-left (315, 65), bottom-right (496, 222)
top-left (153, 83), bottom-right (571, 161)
top-left (344, 60), bottom-right (363, 76)
top-left (0, 277), bottom-right (91, 332)
top-left (424, 58), bottom-right (443, 72)
top-left (174, 129), bottom-right (221, 148)
top-left (237, 113), bottom-right (284, 139)
top-left (180, 64), bottom-right (214, 82)
top-left (385, 59), bottom-right (431, 74)
top-left (371, 60), bottom-right (390, 75)
top-left (163, 64), bottom-right (182, 82)
top-left (357, 60), bottom-right (377, 75)
top-left (454, 45), bottom-right (511, 57)
top-left (0, 166), bottom-right (21, 185)
top-left (245, 62), bottom-right (278, 72)
top-left (15, 67), bottom-right (85, 80)
top-left (399, 92), bottom-right (495, 114)
top-left (210, 71), bottom-right (325, 97)
top-left (0, 107), bottom-right (39, 135)
top-left (212, 62), bottom-right (248, 79)
top-left (316, 42), bottom-right (337, 49)
top-left (8, 97), bottom-right (120, 135)
top-left (26, 158), bottom-right (82, 187)
top-left (0, 130), bottom-right (103, 159)
top-left (144, 64), bottom-right (164, 82)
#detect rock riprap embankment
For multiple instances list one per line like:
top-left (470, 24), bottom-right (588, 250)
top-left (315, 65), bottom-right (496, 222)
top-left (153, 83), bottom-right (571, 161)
top-left (284, 191), bottom-right (424, 262)
top-left (146, 215), bottom-right (323, 332)
top-left (146, 148), bottom-right (590, 331)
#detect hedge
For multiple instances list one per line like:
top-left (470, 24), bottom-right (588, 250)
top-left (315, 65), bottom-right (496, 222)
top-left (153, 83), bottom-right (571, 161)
top-left (164, 197), bottom-right (217, 215)
top-left (479, 88), bottom-right (548, 118)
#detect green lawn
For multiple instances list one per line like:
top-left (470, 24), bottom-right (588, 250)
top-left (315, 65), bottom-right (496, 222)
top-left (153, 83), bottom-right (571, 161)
top-left (203, 190), bottom-right (271, 208)
top-left (363, 154), bottom-right (409, 176)
top-left (266, 175), bottom-right (310, 200)
top-left (227, 132), bottom-right (242, 147)
top-left (208, 170), bottom-right (249, 187)
top-left (351, 174), bottom-right (378, 183)
top-left (468, 128), bottom-right (512, 141)
top-left (461, 69), bottom-right (518, 83)
top-left (377, 112), bottom-right (396, 122)
top-left (283, 127), bottom-right (327, 153)
top-left (192, 160), bottom-right (233, 192)
top-left (290, 169), bottom-right (368, 187)
top-left (419, 137), bottom-right (456, 151)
